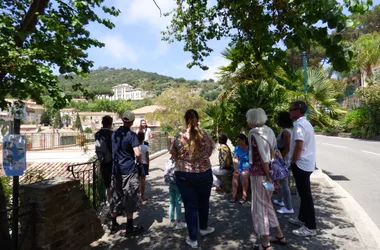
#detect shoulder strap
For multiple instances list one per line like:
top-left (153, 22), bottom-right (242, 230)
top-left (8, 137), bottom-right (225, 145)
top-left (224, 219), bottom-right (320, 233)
top-left (257, 134), bottom-right (275, 160)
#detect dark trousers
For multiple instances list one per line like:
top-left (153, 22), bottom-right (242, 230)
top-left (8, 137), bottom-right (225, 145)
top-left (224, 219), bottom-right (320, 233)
top-left (291, 164), bottom-right (316, 230)
top-left (175, 169), bottom-right (213, 241)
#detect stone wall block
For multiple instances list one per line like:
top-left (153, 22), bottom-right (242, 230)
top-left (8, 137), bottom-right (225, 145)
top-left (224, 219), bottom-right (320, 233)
top-left (20, 177), bottom-right (104, 250)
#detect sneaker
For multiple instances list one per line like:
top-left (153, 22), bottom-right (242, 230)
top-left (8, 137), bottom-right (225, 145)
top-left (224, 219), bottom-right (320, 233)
top-left (169, 221), bottom-right (176, 227)
top-left (125, 226), bottom-right (144, 237)
top-left (273, 200), bottom-right (285, 207)
top-left (292, 226), bottom-right (317, 237)
top-left (288, 217), bottom-right (305, 227)
top-left (186, 237), bottom-right (198, 248)
top-left (199, 226), bottom-right (215, 236)
top-left (277, 207), bottom-right (294, 214)
top-left (175, 222), bottom-right (187, 230)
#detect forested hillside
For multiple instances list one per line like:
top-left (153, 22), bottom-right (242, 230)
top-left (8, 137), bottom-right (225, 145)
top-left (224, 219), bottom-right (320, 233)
top-left (58, 66), bottom-right (223, 100)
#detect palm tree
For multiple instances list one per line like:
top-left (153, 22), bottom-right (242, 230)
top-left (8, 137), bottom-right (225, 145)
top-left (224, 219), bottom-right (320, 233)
top-left (63, 114), bottom-right (71, 127)
top-left (355, 32), bottom-right (380, 86)
top-left (290, 68), bottom-right (346, 128)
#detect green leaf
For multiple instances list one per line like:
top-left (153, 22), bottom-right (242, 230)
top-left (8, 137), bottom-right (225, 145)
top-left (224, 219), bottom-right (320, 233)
top-left (332, 57), bottom-right (348, 72)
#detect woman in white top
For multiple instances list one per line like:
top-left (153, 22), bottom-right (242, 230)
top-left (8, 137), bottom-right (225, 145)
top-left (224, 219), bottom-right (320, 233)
top-left (136, 120), bottom-right (152, 143)
top-left (273, 112), bottom-right (294, 214)
top-left (137, 131), bottom-right (150, 202)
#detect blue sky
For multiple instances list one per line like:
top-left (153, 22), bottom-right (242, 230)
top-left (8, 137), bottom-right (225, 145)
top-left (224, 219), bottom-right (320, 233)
top-left (84, 0), bottom-right (379, 81)
top-left (85, 0), bottom-right (229, 81)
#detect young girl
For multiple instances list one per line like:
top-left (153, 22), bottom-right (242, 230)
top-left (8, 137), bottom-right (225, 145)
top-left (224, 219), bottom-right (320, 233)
top-left (163, 157), bottom-right (186, 230)
top-left (137, 131), bottom-right (150, 202)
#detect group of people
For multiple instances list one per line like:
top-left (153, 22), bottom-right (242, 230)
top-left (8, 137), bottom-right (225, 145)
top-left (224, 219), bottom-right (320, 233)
top-left (167, 102), bottom-right (316, 249)
top-left (94, 114), bottom-right (152, 236)
top-left (95, 100), bottom-right (317, 250)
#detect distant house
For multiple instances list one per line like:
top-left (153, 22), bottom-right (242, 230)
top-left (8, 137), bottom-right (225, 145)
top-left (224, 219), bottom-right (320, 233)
top-left (114, 105), bottom-right (162, 132)
top-left (361, 61), bottom-right (380, 87)
top-left (71, 98), bottom-right (88, 102)
top-left (60, 108), bottom-right (76, 128)
top-left (0, 99), bottom-right (46, 124)
top-left (96, 83), bottom-right (147, 101)
top-left (77, 112), bottom-right (118, 130)
top-left (25, 104), bottom-right (45, 124)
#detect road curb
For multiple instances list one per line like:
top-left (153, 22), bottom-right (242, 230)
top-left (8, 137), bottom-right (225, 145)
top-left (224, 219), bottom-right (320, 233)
top-left (311, 169), bottom-right (380, 249)
top-left (149, 149), bottom-right (168, 161)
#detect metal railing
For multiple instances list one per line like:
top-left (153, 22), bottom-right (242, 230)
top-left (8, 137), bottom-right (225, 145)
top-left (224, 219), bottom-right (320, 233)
top-left (23, 132), bottom-right (94, 151)
top-left (65, 132), bottom-right (169, 211)
top-left (0, 202), bottom-right (36, 250)
top-left (148, 132), bottom-right (170, 154)
top-left (66, 161), bottom-right (105, 211)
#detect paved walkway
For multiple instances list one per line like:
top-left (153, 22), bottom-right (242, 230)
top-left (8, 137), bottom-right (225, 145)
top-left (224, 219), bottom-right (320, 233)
top-left (88, 152), bottom-right (379, 250)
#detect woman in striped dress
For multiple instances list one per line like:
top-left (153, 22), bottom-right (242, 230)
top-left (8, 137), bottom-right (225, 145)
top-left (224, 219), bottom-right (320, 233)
top-left (246, 108), bottom-right (287, 250)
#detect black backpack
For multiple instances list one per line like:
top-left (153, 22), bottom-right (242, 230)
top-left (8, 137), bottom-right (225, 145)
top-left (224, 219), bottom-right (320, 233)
top-left (95, 132), bottom-right (112, 164)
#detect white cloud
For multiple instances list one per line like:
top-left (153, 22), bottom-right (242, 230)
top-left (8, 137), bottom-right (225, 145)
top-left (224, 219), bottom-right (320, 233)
top-left (115, 0), bottom-right (175, 31)
top-left (155, 40), bottom-right (169, 56)
top-left (200, 56), bottom-right (229, 81)
top-left (102, 35), bottom-right (138, 62)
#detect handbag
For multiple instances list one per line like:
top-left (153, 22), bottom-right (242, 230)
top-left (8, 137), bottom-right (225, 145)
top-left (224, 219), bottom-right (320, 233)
top-left (163, 157), bottom-right (177, 184)
top-left (269, 149), bottom-right (289, 180)
top-left (259, 135), bottom-right (289, 181)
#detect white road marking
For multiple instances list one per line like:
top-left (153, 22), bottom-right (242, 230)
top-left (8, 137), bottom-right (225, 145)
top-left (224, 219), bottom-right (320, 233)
top-left (361, 150), bottom-right (380, 156)
top-left (321, 143), bottom-right (348, 149)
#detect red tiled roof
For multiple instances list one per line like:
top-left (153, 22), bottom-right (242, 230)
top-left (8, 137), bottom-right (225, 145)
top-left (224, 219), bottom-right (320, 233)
top-left (20, 161), bottom-right (94, 184)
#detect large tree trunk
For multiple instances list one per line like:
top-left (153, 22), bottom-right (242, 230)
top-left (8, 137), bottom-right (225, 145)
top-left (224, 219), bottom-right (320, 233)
top-left (0, 1), bottom-right (50, 247)
top-left (0, 178), bottom-right (11, 250)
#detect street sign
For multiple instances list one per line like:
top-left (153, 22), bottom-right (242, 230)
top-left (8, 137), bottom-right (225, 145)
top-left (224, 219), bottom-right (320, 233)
top-left (2, 134), bottom-right (26, 176)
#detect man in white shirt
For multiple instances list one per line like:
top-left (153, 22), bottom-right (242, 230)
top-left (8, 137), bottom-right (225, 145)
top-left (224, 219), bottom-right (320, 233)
top-left (288, 101), bottom-right (317, 237)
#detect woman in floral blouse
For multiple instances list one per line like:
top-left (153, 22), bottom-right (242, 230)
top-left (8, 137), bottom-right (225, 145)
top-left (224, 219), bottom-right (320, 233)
top-left (170, 109), bottom-right (215, 249)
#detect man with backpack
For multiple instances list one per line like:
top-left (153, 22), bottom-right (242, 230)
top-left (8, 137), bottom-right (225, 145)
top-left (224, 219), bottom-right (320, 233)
top-left (109, 110), bottom-right (144, 236)
top-left (95, 115), bottom-right (114, 203)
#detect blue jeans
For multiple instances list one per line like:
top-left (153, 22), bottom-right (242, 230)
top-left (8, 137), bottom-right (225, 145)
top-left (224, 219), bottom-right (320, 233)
top-left (175, 169), bottom-right (213, 241)
top-left (169, 183), bottom-right (182, 221)
top-left (277, 177), bottom-right (293, 210)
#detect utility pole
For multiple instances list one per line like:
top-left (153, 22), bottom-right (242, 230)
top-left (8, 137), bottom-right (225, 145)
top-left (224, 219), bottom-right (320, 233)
top-left (302, 51), bottom-right (309, 119)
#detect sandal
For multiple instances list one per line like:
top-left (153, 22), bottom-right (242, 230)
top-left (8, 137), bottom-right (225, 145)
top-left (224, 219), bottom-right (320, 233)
top-left (125, 226), bottom-right (144, 237)
top-left (110, 222), bottom-right (120, 234)
top-left (239, 197), bottom-right (247, 204)
top-left (229, 197), bottom-right (237, 203)
top-left (270, 235), bottom-right (287, 246)
top-left (261, 244), bottom-right (272, 250)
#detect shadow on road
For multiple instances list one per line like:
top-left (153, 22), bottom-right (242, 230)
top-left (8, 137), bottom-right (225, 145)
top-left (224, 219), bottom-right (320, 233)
top-left (88, 155), bottom-right (365, 250)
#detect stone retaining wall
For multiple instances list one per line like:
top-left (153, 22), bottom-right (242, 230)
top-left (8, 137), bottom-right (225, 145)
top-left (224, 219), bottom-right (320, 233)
top-left (20, 177), bottom-right (103, 250)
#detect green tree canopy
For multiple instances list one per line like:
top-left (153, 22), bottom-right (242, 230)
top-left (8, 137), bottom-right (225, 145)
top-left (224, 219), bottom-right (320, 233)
top-left (74, 113), bottom-right (83, 132)
top-left (40, 111), bottom-right (52, 126)
top-left (53, 111), bottom-right (63, 129)
top-left (0, 0), bottom-right (119, 110)
top-left (341, 5), bottom-right (380, 41)
top-left (163, 0), bottom-right (372, 73)
top-left (354, 32), bottom-right (380, 80)
top-left (149, 86), bottom-right (207, 133)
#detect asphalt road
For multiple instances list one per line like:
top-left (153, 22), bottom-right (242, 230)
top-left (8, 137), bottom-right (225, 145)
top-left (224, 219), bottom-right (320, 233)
top-left (316, 135), bottom-right (380, 229)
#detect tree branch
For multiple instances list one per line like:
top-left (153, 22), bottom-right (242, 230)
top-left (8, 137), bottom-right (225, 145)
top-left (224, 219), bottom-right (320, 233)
top-left (153, 0), bottom-right (162, 17)
top-left (1, 0), bottom-right (49, 86)
top-left (14, 0), bottom-right (50, 47)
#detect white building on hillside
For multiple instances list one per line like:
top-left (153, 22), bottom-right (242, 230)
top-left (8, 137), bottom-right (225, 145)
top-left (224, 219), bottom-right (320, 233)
top-left (97, 83), bottom-right (147, 101)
